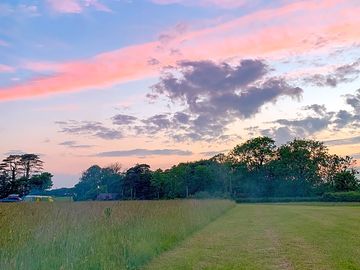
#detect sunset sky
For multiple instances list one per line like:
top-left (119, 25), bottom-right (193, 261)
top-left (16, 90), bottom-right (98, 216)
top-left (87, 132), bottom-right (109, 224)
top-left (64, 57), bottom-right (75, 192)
top-left (1, 0), bottom-right (359, 187)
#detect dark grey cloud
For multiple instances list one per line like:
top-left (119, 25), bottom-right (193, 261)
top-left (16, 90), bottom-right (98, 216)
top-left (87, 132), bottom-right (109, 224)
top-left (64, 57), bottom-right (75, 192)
top-left (147, 59), bottom-right (302, 141)
top-left (135, 114), bottom-right (173, 135)
top-left (345, 89), bottom-right (360, 114)
top-left (173, 112), bottom-right (190, 124)
top-left (56, 120), bottom-right (122, 140)
top-left (303, 104), bottom-right (327, 116)
top-left (112, 114), bottom-right (138, 125)
top-left (259, 87), bottom-right (360, 144)
top-left (303, 59), bottom-right (360, 87)
top-left (59, 141), bottom-right (94, 149)
top-left (96, 148), bottom-right (193, 157)
top-left (147, 58), bottom-right (160, 66)
top-left (260, 104), bottom-right (334, 144)
top-left (333, 89), bottom-right (360, 129)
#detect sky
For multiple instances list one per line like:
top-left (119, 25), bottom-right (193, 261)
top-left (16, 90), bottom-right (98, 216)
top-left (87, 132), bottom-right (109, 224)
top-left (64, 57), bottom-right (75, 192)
top-left (0, 0), bottom-right (360, 188)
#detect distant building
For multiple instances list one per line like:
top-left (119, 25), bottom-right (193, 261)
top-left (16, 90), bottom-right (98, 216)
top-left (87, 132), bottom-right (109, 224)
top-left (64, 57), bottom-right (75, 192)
top-left (96, 193), bottom-right (120, 201)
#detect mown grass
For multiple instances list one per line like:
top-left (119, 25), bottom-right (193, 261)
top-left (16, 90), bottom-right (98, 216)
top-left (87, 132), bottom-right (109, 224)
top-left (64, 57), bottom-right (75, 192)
top-left (146, 203), bottom-right (360, 270)
top-left (0, 200), bottom-right (234, 270)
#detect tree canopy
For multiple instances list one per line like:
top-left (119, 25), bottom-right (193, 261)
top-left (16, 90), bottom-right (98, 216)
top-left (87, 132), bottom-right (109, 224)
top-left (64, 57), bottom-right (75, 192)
top-left (0, 154), bottom-right (52, 198)
top-left (67, 137), bottom-right (358, 201)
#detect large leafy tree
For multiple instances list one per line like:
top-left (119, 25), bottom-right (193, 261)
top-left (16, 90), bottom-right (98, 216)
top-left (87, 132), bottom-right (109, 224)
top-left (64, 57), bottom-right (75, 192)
top-left (29, 172), bottom-right (53, 192)
top-left (74, 165), bottom-right (103, 200)
top-left (123, 164), bottom-right (153, 200)
top-left (230, 137), bottom-right (276, 170)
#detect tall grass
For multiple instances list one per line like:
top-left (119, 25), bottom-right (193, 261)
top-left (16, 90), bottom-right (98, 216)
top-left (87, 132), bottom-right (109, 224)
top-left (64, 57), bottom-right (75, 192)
top-left (0, 200), bottom-right (234, 270)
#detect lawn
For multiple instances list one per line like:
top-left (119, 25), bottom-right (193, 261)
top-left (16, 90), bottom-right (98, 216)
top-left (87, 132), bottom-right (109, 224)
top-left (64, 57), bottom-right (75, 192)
top-left (2, 201), bottom-right (359, 270)
top-left (0, 200), bottom-right (234, 270)
top-left (145, 203), bottom-right (360, 270)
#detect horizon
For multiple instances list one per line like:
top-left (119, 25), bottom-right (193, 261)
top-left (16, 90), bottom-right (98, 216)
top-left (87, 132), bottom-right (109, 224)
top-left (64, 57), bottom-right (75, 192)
top-left (1, 0), bottom-right (360, 188)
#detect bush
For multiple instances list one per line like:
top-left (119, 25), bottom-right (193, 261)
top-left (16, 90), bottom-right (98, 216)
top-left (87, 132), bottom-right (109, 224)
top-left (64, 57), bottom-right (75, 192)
top-left (236, 197), bottom-right (321, 203)
top-left (322, 191), bottom-right (360, 202)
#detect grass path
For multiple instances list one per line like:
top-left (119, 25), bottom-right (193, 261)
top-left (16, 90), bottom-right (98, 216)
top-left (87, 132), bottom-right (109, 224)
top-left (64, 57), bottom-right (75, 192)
top-left (145, 204), bottom-right (360, 270)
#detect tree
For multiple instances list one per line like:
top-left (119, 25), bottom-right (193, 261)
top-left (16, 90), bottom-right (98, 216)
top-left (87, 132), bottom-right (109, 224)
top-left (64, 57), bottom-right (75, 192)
top-left (230, 137), bottom-right (276, 170)
top-left (151, 169), bottom-right (166, 199)
top-left (332, 171), bottom-right (359, 192)
top-left (123, 164), bottom-right (153, 200)
top-left (0, 155), bottom-right (22, 182)
top-left (20, 154), bottom-right (43, 179)
top-left (0, 154), bottom-right (46, 197)
top-left (74, 165), bottom-right (103, 200)
top-left (29, 172), bottom-right (53, 192)
top-left (101, 164), bottom-right (124, 194)
top-left (0, 172), bottom-right (11, 198)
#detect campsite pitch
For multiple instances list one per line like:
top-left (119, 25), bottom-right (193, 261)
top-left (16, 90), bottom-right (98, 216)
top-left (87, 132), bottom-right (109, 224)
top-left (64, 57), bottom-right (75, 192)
top-left (145, 203), bottom-right (360, 270)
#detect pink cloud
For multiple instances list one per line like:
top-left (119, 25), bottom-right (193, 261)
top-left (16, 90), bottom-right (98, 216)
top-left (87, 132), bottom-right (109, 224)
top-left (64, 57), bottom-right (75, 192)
top-left (47, 0), bottom-right (83, 13)
top-left (150, 0), bottom-right (248, 8)
top-left (22, 61), bottom-right (62, 72)
top-left (0, 64), bottom-right (15, 73)
top-left (1, 0), bottom-right (360, 101)
top-left (47, 0), bottom-right (111, 14)
top-left (0, 40), bottom-right (9, 47)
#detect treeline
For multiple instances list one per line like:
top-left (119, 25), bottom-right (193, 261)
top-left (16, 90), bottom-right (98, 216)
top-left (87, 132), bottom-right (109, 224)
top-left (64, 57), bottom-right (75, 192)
top-left (64, 137), bottom-right (359, 201)
top-left (0, 154), bottom-right (53, 198)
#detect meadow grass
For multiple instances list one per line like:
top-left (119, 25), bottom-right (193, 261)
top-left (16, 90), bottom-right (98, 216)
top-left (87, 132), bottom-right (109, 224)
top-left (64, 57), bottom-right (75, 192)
top-left (146, 203), bottom-right (360, 270)
top-left (0, 200), bottom-right (234, 270)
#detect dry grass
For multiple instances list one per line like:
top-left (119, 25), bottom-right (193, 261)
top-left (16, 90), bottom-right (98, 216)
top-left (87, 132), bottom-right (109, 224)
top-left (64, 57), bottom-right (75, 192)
top-left (0, 200), bottom-right (234, 270)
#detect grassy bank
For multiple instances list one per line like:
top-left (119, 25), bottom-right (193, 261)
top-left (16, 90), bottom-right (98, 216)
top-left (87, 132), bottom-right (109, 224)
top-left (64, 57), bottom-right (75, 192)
top-left (146, 203), bottom-right (360, 269)
top-left (0, 200), bottom-right (234, 270)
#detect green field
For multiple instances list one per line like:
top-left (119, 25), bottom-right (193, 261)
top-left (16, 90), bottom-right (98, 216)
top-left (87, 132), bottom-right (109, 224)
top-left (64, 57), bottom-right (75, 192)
top-left (1, 201), bottom-right (360, 269)
top-left (146, 203), bottom-right (360, 270)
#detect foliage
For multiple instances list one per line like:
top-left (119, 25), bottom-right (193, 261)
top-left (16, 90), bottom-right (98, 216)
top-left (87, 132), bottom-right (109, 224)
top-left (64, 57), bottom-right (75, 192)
top-left (235, 196), bottom-right (322, 203)
top-left (322, 191), bottom-right (360, 202)
top-left (0, 154), bottom-right (52, 198)
top-left (74, 164), bottom-right (124, 201)
top-left (55, 137), bottom-right (358, 201)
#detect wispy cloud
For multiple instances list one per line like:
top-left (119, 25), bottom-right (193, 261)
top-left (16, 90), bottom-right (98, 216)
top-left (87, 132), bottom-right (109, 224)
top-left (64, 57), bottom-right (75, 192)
top-left (56, 120), bottom-right (122, 140)
top-left (200, 150), bottom-right (228, 157)
top-left (325, 136), bottom-right (360, 146)
top-left (1, 0), bottom-right (359, 101)
top-left (0, 3), bottom-right (39, 17)
top-left (0, 40), bottom-right (9, 47)
top-left (59, 141), bottom-right (95, 149)
top-left (4, 150), bottom-right (26, 156)
top-left (96, 148), bottom-right (193, 157)
top-left (150, 0), bottom-right (248, 8)
top-left (303, 59), bottom-right (360, 87)
top-left (47, 0), bottom-right (111, 14)
top-left (0, 64), bottom-right (15, 73)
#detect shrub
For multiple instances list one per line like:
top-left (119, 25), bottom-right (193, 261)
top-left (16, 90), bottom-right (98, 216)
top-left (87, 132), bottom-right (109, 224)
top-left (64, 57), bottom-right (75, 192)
top-left (236, 197), bottom-right (321, 203)
top-left (322, 191), bottom-right (360, 202)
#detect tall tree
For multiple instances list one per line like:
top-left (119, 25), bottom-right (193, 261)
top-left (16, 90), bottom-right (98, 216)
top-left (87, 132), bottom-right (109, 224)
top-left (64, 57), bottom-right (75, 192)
top-left (124, 164), bottom-right (153, 200)
top-left (230, 137), bottom-right (276, 170)
top-left (29, 172), bottom-right (53, 192)
top-left (0, 155), bottom-right (22, 182)
top-left (20, 154), bottom-right (43, 179)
